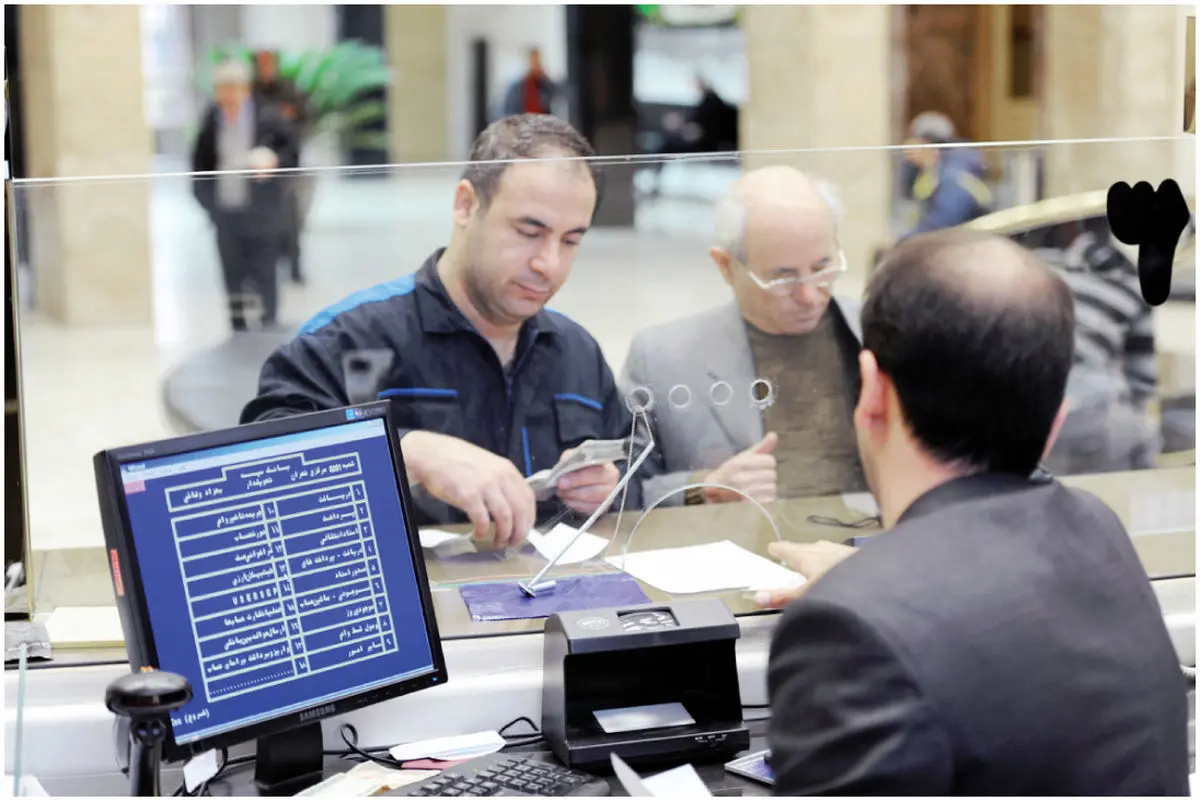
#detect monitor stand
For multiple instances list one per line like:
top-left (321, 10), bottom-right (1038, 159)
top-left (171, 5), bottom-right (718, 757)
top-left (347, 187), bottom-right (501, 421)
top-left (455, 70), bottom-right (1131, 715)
top-left (253, 722), bottom-right (325, 796)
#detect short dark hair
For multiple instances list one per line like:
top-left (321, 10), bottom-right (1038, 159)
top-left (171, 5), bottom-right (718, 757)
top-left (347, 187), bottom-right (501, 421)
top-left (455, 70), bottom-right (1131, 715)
top-left (862, 230), bottom-right (1076, 476)
top-left (461, 114), bottom-right (598, 207)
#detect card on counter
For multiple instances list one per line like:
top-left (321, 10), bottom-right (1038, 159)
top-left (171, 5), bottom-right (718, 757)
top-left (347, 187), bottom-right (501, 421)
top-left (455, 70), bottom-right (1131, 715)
top-left (458, 572), bottom-right (650, 622)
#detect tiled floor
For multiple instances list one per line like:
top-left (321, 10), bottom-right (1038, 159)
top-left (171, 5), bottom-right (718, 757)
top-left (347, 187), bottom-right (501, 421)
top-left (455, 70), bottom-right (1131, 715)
top-left (12, 166), bottom-right (1196, 566)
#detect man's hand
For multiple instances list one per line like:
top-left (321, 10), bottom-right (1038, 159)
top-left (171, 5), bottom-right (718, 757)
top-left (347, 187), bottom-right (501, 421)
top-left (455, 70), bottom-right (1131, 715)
top-left (754, 540), bottom-right (857, 608)
top-left (554, 450), bottom-right (621, 516)
top-left (703, 432), bottom-right (778, 503)
top-left (401, 431), bottom-right (534, 548)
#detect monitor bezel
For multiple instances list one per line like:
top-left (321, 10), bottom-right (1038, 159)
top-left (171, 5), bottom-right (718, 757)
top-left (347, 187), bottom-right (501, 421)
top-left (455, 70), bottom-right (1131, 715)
top-left (93, 401), bottom-right (448, 762)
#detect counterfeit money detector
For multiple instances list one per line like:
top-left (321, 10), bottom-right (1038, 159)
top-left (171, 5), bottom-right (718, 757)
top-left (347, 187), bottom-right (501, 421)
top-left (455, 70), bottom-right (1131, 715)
top-left (541, 598), bottom-right (750, 772)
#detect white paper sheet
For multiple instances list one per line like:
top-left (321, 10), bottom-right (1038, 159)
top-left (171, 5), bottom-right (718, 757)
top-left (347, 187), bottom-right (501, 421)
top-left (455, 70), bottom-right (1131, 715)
top-left (841, 492), bottom-right (881, 518)
top-left (43, 606), bottom-right (124, 647)
top-left (643, 764), bottom-right (713, 797)
top-left (418, 528), bottom-right (470, 549)
top-left (593, 702), bottom-right (696, 734)
top-left (1130, 489), bottom-right (1196, 536)
top-left (295, 763), bottom-right (437, 797)
top-left (182, 750), bottom-right (221, 794)
top-left (528, 523), bottom-right (609, 565)
top-left (607, 540), bottom-right (804, 595)
top-left (611, 754), bottom-right (712, 798)
top-left (388, 730), bottom-right (505, 762)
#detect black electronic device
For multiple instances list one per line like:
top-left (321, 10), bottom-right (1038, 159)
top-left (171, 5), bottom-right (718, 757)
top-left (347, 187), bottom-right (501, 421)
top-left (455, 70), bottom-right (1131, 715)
top-left (397, 753), bottom-right (610, 797)
top-left (541, 598), bottom-right (750, 772)
top-left (106, 670), bottom-right (194, 796)
top-left (94, 402), bottom-right (447, 795)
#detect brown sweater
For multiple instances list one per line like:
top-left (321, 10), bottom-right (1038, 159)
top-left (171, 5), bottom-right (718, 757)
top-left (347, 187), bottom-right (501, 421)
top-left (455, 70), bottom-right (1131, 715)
top-left (745, 310), bottom-right (868, 498)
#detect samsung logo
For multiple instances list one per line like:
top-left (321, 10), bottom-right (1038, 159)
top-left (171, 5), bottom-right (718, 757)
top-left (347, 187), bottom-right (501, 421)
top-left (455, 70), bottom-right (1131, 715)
top-left (300, 704), bottom-right (336, 722)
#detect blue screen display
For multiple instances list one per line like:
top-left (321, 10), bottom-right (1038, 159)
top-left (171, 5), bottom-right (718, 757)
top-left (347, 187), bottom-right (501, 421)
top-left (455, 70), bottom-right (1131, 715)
top-left (119, 417), bottom-right (437, 745)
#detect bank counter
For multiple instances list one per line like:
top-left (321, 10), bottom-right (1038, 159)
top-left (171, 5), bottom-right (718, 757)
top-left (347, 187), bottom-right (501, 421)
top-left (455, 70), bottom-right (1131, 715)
top-left (4, 466), bottom-right (1195, 793)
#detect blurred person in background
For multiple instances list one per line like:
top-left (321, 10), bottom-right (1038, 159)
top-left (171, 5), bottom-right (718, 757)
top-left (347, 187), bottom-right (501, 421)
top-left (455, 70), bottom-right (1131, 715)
top-left (253, 49), bottom-right (309, 285)
top-left (643, 74), bottom-right (739, 198)
top-left (622, 166), bottom-right (867, 508)
top-left (192, 59), bottom-right (300, 332)
top-left (242, 114), bottom-right (643, 547)
top-left (499, 48), bottom-right (560, 118)
top-left (661, 74), bottom-right (739, 156)
top-left (1024, 219), bottom-right (1160, 474)
top-left (899, 111), bottom-right (993, 238)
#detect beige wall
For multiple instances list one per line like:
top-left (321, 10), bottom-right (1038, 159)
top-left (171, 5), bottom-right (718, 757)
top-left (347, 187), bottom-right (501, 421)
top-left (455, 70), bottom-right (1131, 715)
top-left (1042, 5), bottom-right (1186, 197)
top-left (741, 5), bottom-right (893, 290)
top-left (384, 5), bottom-right (449, 163)
top-left (17, 5), bottom-right (153, 326)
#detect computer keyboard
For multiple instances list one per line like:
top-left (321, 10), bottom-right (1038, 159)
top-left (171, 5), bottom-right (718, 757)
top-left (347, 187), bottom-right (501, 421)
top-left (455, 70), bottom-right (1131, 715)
top-left (403, 753), bottom-right (610, 797)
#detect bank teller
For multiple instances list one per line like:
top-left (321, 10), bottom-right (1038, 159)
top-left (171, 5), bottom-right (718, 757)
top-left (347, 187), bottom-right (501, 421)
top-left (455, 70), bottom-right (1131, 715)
top-left (241, 114), bottom-right (636, 547)
top-left (763, 230), bottom-right (1189, 794)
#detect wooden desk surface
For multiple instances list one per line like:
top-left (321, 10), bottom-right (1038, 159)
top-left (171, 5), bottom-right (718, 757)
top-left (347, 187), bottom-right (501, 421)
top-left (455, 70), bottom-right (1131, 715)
top-left (421, 467), bottom-right (1197, 638)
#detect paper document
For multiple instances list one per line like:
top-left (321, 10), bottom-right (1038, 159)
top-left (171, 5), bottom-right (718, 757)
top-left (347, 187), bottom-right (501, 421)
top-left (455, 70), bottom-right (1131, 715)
top-left (608, 540), bottom-right (804, 595)
top-left (1130, 490), bottom-right (1195, 536)
top-left (182, 750), bottom-right (220, 794)
top-left (528, 523), bottom-right (609, 565)
top-left (418, 528), bottom-right (470, 549)
top-left (841, 492), bottom-right (881, 518)
top-left (4, 775), bottom-right (48, 797)
top-left (388, 730), bottom-right (505, 762)
top-left (594, 702), bottom-right (695, 734)
top-left (43, 606), bottom-right (124, 648)
top-left (295, 762), bottom-right (437, 797)
top-left (611, 754), bottom-right (712, 798)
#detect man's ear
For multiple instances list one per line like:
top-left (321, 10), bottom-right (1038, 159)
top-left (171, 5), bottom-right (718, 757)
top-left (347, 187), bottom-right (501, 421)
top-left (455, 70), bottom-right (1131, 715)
top-left (853, 349), bottom-right (888, 430)
top-left (710, 247), bottom-right (734, 285)
top-left (1041, 399), bottom-right (1070, 461)
top-left (452, 180), bottom-right (479, 227)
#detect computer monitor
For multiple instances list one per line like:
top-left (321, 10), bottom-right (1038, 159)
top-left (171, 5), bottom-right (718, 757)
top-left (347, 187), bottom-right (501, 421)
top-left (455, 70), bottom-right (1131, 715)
top-left (94, 401), bottom-right (446, 792)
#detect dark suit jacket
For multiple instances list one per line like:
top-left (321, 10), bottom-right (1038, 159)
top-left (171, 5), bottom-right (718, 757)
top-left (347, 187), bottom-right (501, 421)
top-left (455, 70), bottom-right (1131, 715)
top-left (768, 473), bottom-right (1189, 795)
top-left (190, 101), bottom-right (300, 231)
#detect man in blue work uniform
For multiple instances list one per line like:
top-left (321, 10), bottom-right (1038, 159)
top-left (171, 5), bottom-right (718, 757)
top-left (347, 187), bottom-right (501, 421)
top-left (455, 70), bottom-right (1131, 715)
top-left (899, 111), bottom-right (993, 238)
top-left (241, 114), bottom-right (639, 548)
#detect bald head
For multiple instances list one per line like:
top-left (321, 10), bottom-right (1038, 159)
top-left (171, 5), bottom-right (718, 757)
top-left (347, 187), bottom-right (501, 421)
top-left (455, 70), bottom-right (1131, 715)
top-left (862, 229), bottom-right (1075, 475)
top-left (715, 166), bottom-right (840, 260)
top-left (711, 166), bottom-right (847, 335)
top-left (881, 229), bottom-right (1066, 315)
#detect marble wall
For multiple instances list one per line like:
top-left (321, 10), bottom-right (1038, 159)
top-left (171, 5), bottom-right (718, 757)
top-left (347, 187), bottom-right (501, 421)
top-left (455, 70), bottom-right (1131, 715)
top-left (1042, 5), bottom-right (1188, 197)
top-left (17, 4), bottom-right (154, 326)
top-left (740, 4), bottom-right (893, 284)
top-left (385, 5), bottom-right (450, 164)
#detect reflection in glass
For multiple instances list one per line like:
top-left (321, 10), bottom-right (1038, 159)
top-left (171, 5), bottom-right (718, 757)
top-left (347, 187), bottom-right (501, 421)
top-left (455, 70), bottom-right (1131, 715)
top-left (9, 137), bottom-right (1195, 645)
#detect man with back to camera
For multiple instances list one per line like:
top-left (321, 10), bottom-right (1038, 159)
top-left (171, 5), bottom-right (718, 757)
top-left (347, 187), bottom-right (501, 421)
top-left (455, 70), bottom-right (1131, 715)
top-left (241, 114), bottom-right (636, 548)
top-left (757, 230), bottom-right (1189, 795)
top-left (621, 166), bottom-right (868, 507)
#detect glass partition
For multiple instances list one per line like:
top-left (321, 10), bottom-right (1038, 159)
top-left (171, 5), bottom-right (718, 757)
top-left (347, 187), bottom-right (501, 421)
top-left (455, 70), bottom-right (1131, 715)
top-left (10, 136), bottom-right (1195, 659)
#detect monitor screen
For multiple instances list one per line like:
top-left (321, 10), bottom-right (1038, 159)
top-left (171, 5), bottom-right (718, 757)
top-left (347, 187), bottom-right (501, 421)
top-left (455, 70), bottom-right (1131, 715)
top-left (115, 415), bottom-right (437, 746)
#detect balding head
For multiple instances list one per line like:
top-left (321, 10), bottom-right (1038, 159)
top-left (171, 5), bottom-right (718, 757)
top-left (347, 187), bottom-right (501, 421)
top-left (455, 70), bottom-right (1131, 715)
top-left (715, 166), bottom-right (841, 260)
top-left (860, 229), bottom-right (1075, 477)
top-left (711, 167), bottom-right (846, 335)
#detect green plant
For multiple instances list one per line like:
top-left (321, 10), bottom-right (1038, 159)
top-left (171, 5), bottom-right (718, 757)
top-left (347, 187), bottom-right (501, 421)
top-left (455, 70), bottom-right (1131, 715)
top-left (200, 41), bottom-right (393, 151)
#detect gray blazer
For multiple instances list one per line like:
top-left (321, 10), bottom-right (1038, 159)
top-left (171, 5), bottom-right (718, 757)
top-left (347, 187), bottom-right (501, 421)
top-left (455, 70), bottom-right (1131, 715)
top-left (621, 297), bottom-right (863, 507)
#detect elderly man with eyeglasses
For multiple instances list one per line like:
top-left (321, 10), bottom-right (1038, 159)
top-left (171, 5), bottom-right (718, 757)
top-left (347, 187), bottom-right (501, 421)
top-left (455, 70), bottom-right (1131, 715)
top-left (621, 166), bottom-right (868, 507)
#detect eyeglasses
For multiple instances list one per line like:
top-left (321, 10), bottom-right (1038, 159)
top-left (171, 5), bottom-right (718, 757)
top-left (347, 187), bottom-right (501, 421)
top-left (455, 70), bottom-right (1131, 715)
top-left (738, 250), bottom-right (848, 295)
